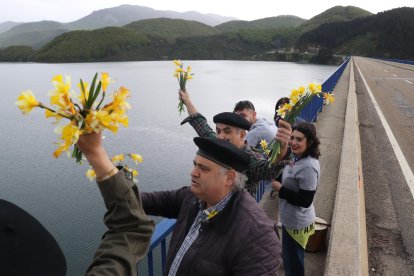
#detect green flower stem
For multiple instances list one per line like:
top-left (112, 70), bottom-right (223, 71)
top-left (72, 145), bottom-right (83, 164)
top-left (178, 72), bottom-right (187, 115)
top-left (267, 139), bottom-right (281, 167)
top-left (178, 100), bottom-right (185, 115)
top-left (96, 91), bottom-right (106, 110)
top-left (39, 104), bottom-right (73, 120)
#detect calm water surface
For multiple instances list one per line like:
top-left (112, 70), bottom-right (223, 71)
top-left (0, 60), bottom-right (336, 275)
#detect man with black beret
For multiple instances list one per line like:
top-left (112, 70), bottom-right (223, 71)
top-left (1, 132), bottom-right (155, 276)
top-left (141, 136), bottom-right (282, 275)
top-left (178, 89), bottom-right (292, 197)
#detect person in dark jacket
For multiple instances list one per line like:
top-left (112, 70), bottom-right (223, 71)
top-left (0, 132), bottom-right (154, 276)
top-left (141, 136), bottom-right (282, 276)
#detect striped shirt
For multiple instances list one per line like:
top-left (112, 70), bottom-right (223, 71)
top-left (168, 192), bottom-right (234, 276)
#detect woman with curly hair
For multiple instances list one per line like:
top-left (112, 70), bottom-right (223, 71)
top-left (272, 122), bottom-right (320, 276)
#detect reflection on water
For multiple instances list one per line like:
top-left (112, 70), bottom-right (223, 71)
top-left (0, 60), bottom-right (336, 275)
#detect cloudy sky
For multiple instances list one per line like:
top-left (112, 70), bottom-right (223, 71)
top-left (1, 0), bottom-right (413, 23)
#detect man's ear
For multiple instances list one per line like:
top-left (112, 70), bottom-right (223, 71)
top-left (240, 130), bottom-right (247, 139)
top-left (225, 170), bottom-right (236, 187)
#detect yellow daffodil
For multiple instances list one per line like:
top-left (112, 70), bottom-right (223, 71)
top-left (276, 107), bottom-right (286, 117)
top-left (290, 96), bottom-right (299, 105)
top-left (44, 109), bottom-right (63, 123)
top-left (107, 86), bottom-right (131, 112)
top-left (173, 59), bottom-right (182, 66)
top-left (284, 103), bottom-right (293, 111)
top-left (101, 72), bottom-right (110, 92)
top-left (173, 59), bottom-right (194, 115)
top-left (132, 169), bottom-right (139, 182)
top-left (52, 122), bottom-right (82, 158)
top-left (206, 210), bottom-right (218, 219)
top-left (129, 153), bottom-right (143, 165)
top-left (323, 93), bottom-right (335, 105)
top-left (61, 123), bottom-right (81, 145)
top-left (260, 139), bottom-right (268, 150)
top-left (86, 169), bottom-right (96, 181)
top-left (290, 89), bottom-right (300, 99)
top-left (51, 75), bottom-right (71, 95)
top-left (15, 90), bottom-right (40, 114)
top-left (53, 143), bottom-right (69, 158)
top-left (298, 86), bottom-right (306, 95)
top-left (308, 83), bottom-right (321, 94)
top-left (111, 154), bottom-right (124, 163)
top-left (49, 75), bottom-right (76, 115)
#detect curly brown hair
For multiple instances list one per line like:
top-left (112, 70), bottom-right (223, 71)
top-left (292, 122), bottom-right (321, 159)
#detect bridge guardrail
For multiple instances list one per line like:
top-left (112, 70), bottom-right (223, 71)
top-left (299, 57), bottom-right (351, 123)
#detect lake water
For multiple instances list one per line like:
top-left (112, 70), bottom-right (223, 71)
top-left (0, 60), bottom-right (336, 275)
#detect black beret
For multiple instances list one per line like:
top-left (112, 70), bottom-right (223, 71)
top-left (0, 199), bottom-right (66, 276)
top-left (194, 137), bottom-right (250, 173)
top-left (213, 112), bottom-right (251, 131)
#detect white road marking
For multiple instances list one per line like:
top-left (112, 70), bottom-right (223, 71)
top-left (405, 80), bottom-right (413, 84)
top-left (355, 61), bottom-right (414, 200)
top-left (384, 70), bottom-right (388, 73)
top-left (392, 74), bottom-right (398, 77)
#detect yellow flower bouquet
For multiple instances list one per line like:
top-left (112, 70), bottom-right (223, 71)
top-left (15, 72), bottom-right (131, 163)
top-left (264, 83), bottom-right (334, 166)
top-left (173, 59), bottom-right (193, 115)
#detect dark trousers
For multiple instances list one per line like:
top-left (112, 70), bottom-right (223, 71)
top-left (282, 226), bottom-right (305, 276)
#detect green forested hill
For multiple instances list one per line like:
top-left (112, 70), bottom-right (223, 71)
top-left (0, 21), bottom-right (22, 34)
top-left (296, 7), bottom-right (414, 59)
top-left (124, 18), bottom-right (221, 43)
top-left (216, 15), bottom-right (305, 32)
top-left (0, 21), bottom-right (68, 49)
top-left (33, 27), bottom-right (151, 62)
top-left (299, 6), bottom-right (372, 32)
top-left (0, 45), bottom-right (35, 61)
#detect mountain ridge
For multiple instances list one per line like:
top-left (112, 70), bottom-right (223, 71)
top-left (1, 6), bottom-right (412, 62)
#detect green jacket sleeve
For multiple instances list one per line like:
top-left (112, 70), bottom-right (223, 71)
top-left (86, 169), bottom-right (155, 276)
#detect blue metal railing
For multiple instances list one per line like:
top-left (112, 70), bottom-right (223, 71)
top-left (145, 218), bottom-right (176, 275)
top-left (299, 56), bottom-right (351, 122)
top-left (140, 180), bottom-right (267, 275)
